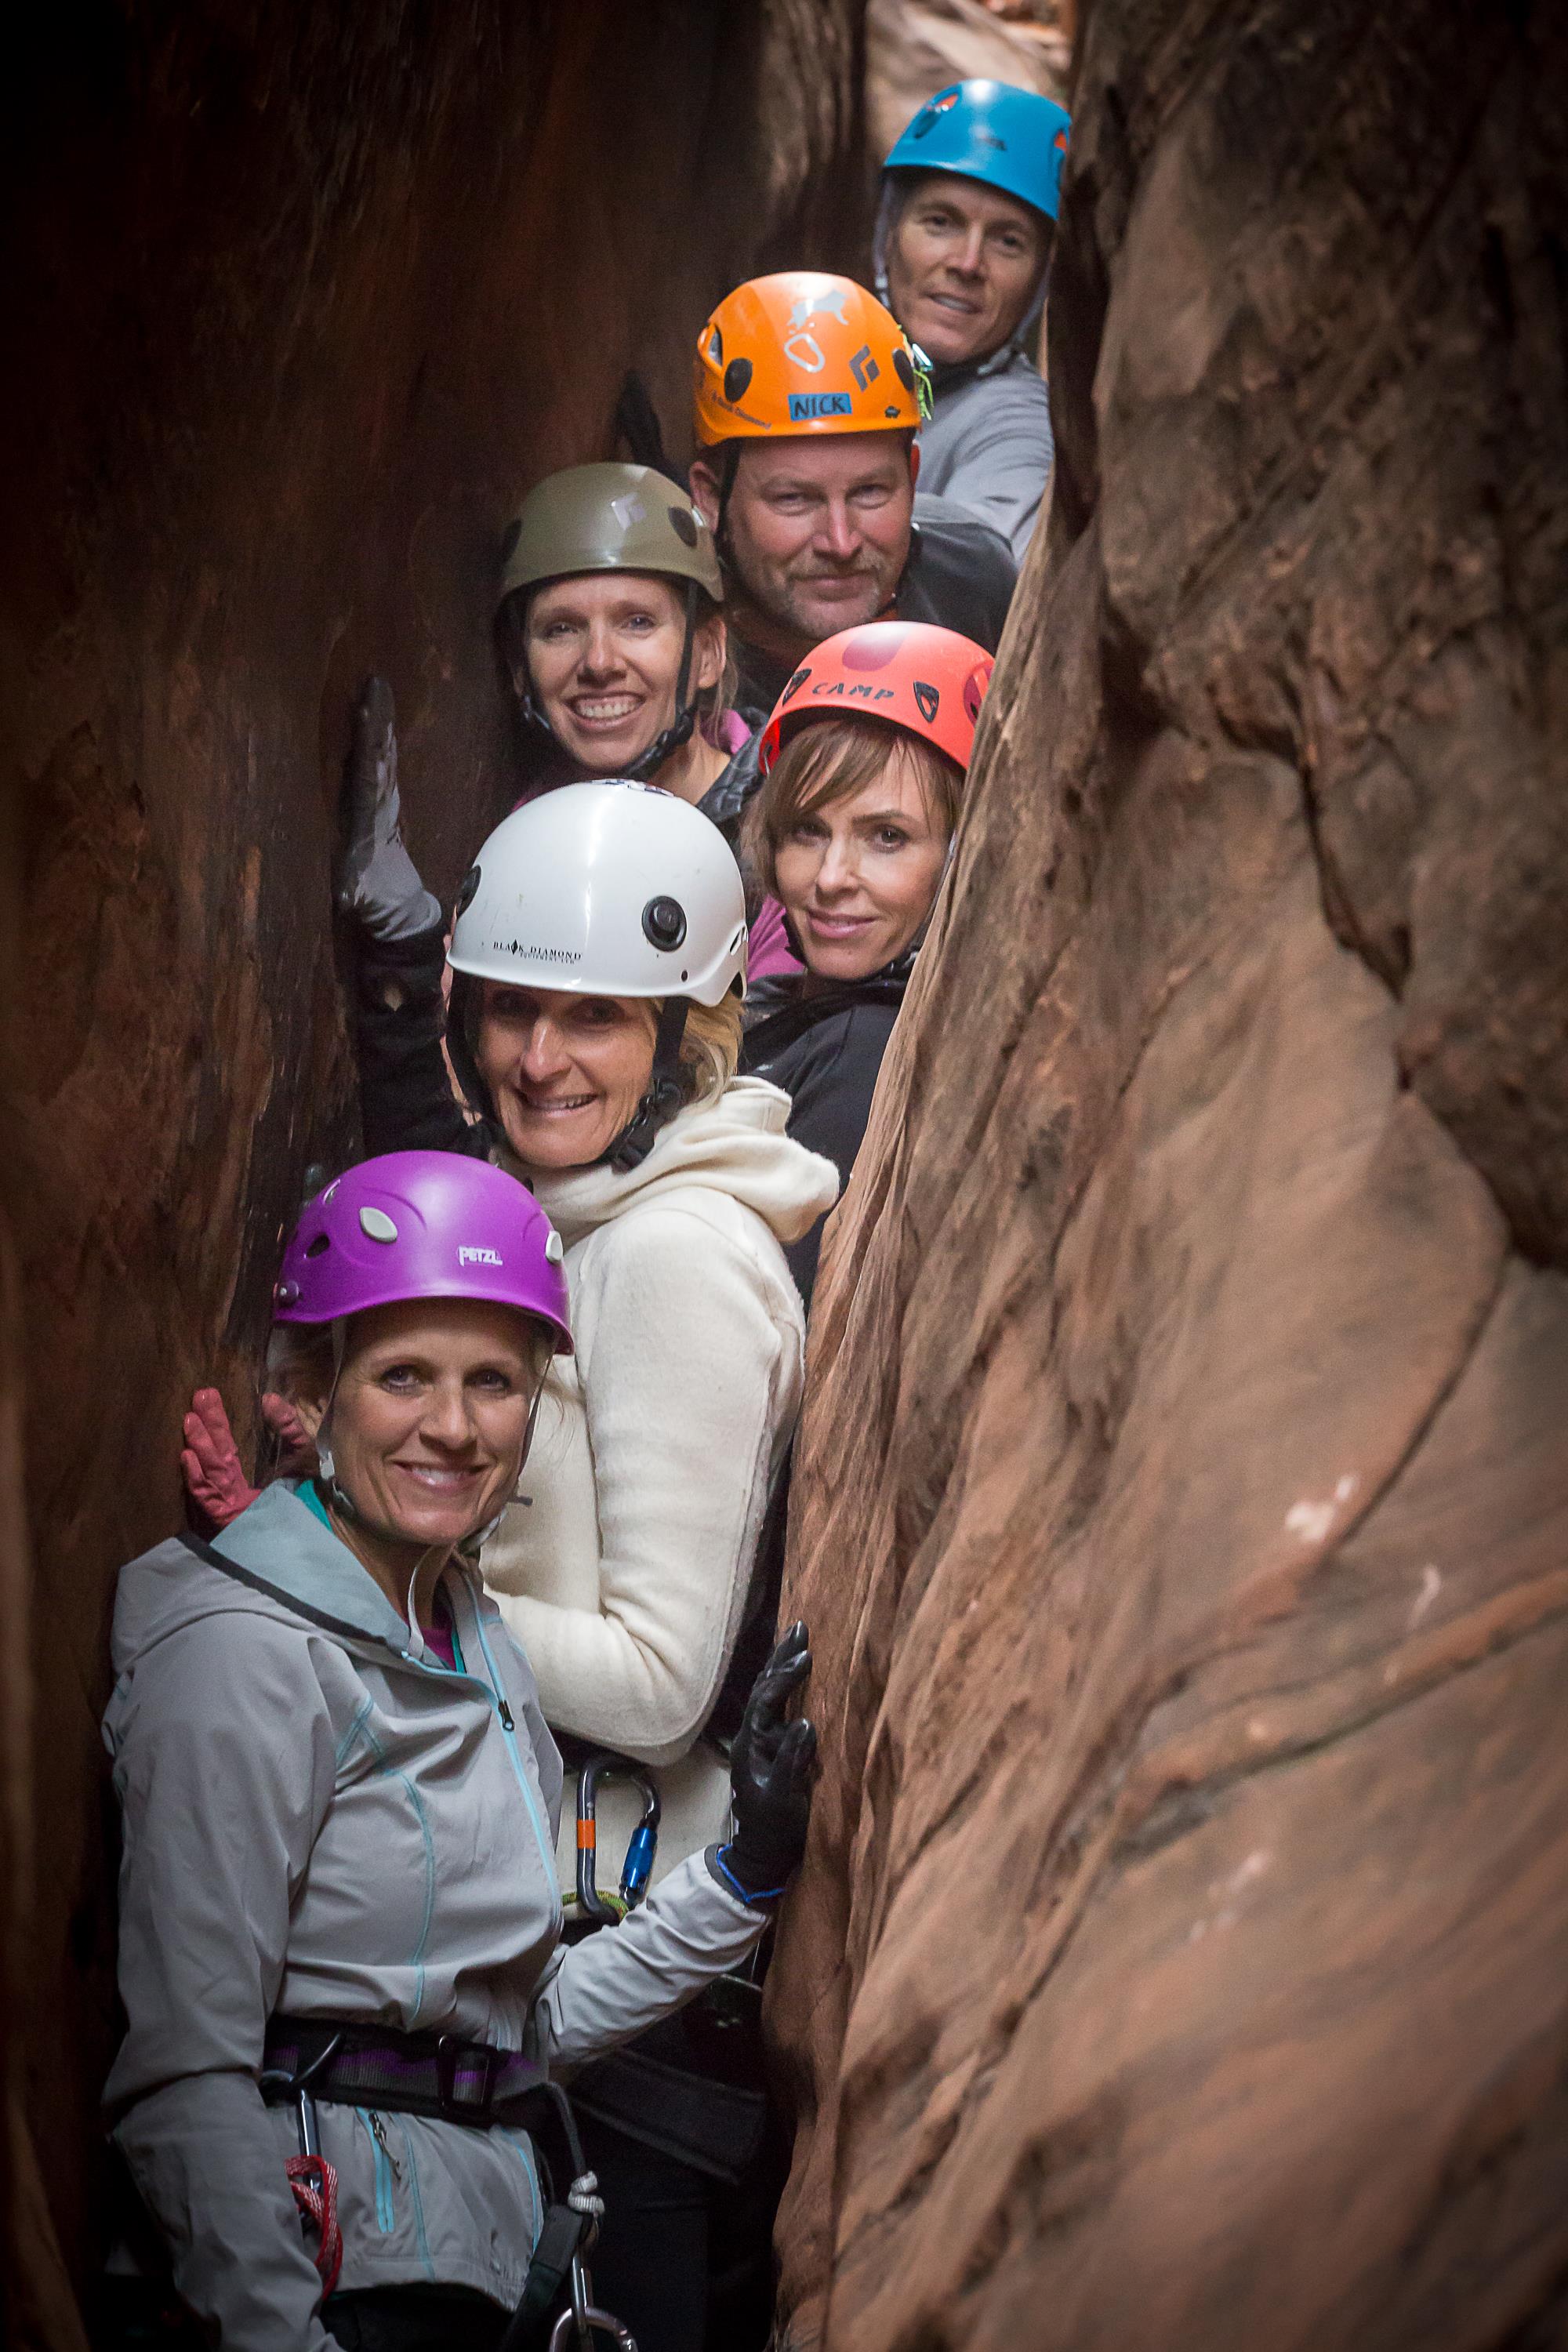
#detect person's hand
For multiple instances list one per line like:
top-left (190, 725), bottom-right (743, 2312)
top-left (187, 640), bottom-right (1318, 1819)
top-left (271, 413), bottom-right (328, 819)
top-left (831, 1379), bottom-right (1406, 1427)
top-left (181, 1389), bottom-right (259, 1528)
top-left (336, 676), bottom-right (442, 943)
top-left (717, 1622), bottom-right (818, 1903)
top-left (180, 1390), bottom-right (318, 1530)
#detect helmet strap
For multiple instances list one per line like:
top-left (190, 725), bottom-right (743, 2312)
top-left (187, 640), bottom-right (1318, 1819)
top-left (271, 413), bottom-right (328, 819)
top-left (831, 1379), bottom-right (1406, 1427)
top-left (602, 996), bottom-right (690, 1173)
top-left (713, 444), bottom-right (742, 562)
top-left (621, 579), bottom-right (702, 783)
top-left (510, 583), bottom-right (705, 789)
top-left (445, 971), bottom-right (496, 1125)
top-left (314, 1321), bottom-right (361, 1525)
top-left (457, 1377), bottom-right (546, 1563)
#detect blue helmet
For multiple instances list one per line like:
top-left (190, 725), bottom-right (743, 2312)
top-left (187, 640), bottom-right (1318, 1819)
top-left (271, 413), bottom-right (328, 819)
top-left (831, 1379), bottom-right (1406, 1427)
top-left (884, 79), bottom-right (1071, 224)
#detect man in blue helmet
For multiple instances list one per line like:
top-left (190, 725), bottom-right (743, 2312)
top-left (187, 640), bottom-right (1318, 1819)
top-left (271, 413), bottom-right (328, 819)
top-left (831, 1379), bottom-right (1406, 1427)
top-left (877, 78), bottom-right (1071, 562)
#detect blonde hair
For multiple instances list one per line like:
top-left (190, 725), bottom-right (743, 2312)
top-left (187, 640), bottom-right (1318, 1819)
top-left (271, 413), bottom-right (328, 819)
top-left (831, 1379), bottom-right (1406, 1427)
top-left (677, 990), bottom-right (744, 1105)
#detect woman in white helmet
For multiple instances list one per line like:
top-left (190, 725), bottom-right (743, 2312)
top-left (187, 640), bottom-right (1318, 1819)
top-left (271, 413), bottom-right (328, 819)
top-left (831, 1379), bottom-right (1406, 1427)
top-left (184, 779), bottom-right (836, 2352)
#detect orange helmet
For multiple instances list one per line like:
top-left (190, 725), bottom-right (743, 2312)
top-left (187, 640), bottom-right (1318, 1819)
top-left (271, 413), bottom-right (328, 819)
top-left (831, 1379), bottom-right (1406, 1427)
top-left (693, 271), bottom-right (930, 446)
top-left (758, 620), bottom-right (993, 775)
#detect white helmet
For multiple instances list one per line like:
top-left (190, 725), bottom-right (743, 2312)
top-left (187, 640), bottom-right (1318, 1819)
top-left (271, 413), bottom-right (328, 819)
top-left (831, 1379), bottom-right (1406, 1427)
top-left (448, 780), bottom-right (747, 1006)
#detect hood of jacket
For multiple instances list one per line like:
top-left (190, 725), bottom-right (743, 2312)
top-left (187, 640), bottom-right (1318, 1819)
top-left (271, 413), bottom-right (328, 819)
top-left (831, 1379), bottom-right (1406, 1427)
top-left (110, 1479), bottom-right (422, 1680)
top-left (873, 177), bottom-right (1050, 371)
top-left (520, 1074), bottom-right (837, 1250)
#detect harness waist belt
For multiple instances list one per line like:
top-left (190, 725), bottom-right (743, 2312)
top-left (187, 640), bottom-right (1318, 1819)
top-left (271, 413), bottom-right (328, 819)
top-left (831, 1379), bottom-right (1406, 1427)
top-left (262, 2015), bottom-right (546, 2129)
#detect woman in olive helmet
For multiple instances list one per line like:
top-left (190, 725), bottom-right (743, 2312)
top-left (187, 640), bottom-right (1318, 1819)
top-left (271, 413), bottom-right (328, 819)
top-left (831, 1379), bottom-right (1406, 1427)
top-left (495, 459), bottom-right (741, 808)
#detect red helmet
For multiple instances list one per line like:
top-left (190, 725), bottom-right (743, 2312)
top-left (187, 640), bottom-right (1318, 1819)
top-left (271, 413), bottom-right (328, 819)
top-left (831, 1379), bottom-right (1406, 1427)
top-left (757, 620), bottom-right (993, 776)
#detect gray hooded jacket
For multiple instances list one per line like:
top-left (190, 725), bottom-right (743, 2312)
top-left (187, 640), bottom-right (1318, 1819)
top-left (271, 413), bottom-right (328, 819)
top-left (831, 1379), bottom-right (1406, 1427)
top-left (102, 1481), bottom-right (764, 2348)
top-left (916, 348), bottom-right (1054, 564)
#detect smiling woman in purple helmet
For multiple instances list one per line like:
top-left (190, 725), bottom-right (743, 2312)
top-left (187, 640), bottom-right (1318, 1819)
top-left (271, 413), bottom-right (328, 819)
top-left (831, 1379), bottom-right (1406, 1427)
top-left (176, 779), bottom-right (837, 2350)
top-left (103, 1151), bottom-right (815, 2352)
top-left (877, 78), bottom-right (1072, 561)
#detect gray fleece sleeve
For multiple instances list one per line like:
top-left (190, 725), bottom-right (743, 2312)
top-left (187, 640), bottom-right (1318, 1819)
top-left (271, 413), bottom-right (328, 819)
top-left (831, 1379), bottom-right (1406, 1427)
top-left (935, 368), bottom-right (1055, 562)
top-left (105, 1614), bottom-right (339, 2350)
top-left (526, 1849), bottom-right (764, 2072)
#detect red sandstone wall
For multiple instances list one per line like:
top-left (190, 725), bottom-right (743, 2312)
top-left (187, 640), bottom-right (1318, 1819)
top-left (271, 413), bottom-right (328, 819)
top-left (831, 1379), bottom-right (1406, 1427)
top-left (0, 9), bottom-right (866, 2339)
top-left (770, 1), bottom-right (1568, 2343)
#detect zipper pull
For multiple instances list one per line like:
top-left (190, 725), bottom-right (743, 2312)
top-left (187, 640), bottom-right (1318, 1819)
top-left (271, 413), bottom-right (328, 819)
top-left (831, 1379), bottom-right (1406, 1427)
top-left (498, 1697), bottom-right (515, 1732)
top-left (368, 2110), bottom-right (402, 2180)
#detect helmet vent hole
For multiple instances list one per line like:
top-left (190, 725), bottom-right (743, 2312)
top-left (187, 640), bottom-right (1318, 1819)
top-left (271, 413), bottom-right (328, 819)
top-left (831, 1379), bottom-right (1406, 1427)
top-left (642, 895), bottom-right (688, 951)
top-left (668, 506), bottom-right (699, 546)
top-left (359, 1207), bottom-right (400, 1244)
top-left (304, 1233), bottom-right (332, 1258)
top-left (724, 358), bottom-right (753, 405)
top-left (893, 347), bottom-right (916, 392)
top-left (454, 864), bottom-right (481, 919)
top-left (499, 520), bottom-right (521, 563)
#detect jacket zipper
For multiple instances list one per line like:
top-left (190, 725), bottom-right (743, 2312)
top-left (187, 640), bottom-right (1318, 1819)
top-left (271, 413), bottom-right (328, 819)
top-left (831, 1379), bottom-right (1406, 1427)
top-left (357, 2107), bottom-right (399, 2233)
top-left (466, 1606), bottom-right (561, 1913)
top-left (389, 1578), bottom-right (558, 1912)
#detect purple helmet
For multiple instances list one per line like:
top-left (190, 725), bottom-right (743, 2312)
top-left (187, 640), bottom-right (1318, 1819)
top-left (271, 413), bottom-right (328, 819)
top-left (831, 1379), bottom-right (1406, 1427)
top-left (272, 1151), bottom-right (572, 1355)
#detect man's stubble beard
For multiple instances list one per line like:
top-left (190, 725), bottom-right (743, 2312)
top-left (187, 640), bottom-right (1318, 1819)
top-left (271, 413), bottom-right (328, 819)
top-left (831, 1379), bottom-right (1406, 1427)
top-left (729, 537), bottom-right (901, 655)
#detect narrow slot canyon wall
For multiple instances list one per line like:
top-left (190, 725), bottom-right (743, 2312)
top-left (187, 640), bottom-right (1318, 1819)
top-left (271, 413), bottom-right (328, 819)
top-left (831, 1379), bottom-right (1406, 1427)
top-left (0, 8), bottom-right (866, 2339)
top-left (770, 3), bottom-right (1568, 2347)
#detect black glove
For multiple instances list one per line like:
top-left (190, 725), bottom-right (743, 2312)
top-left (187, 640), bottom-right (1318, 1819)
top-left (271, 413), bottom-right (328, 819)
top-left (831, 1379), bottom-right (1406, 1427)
top-left (714, 1622), bottom-right (818, 1904)
top-left (336, 676), bottom-right (442, 943)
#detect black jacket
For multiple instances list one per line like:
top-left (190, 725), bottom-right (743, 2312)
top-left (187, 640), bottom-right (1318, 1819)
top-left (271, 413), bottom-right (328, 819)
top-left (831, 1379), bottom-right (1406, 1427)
top-left (739, 958), bottom-right (913, 1306)
top-left (352, 919), bottom-right (492, 1160)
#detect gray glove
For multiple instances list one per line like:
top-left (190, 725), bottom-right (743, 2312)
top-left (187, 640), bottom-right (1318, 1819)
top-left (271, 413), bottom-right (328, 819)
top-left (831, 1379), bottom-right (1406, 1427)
top-left (336, 676), bottom-right (442, 943)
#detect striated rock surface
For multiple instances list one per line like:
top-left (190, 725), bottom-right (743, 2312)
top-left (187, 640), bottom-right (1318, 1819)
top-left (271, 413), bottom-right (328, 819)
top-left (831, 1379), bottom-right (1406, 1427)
top-left (770, 2), bottom-right (1568, 2346)
top-left (866, 0), bottom-right (1072, 158)
top-left (0, 7), bottom-right (864, 2338)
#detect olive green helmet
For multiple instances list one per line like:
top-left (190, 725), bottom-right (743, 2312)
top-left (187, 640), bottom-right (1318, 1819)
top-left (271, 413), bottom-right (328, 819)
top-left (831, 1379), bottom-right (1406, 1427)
top-left (497, 462), bottom-right (722, 611)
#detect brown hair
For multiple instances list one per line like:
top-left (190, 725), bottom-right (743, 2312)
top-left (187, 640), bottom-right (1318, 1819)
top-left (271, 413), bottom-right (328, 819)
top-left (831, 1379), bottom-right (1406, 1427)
top-left (741, 714), bottom-right (963, 901)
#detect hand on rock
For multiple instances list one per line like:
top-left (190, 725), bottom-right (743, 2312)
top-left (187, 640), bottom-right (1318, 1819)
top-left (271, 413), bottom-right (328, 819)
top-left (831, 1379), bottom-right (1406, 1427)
top-left (336, 675), bottom-right (443, 944)
top-left (181, 1388), bottom-right (260, 1528)
top-left (718, 1621), bottom-right (818, 1904)
top-left (181, 1389), bottom-right (318, 1530)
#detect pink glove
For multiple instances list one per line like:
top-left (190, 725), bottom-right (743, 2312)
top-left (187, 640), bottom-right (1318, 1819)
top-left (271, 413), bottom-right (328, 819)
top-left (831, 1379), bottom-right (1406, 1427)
top-left (181, 1388), bottom-right (316, 1529)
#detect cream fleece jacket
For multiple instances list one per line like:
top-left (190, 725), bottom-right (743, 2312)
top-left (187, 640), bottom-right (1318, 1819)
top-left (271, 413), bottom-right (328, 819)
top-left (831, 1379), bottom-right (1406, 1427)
top-left (481, 1077), bottom-right (838, 1890)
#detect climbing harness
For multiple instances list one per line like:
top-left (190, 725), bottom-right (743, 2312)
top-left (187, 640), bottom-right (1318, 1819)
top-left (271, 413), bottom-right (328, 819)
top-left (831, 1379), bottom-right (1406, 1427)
top-left (260, 2029), bottom-right (347, 2294)
top-left (574, 1754), bottom-right (662, 1924)
top-left (496, 2081), bottom-right (636, 2352)
top-left (263, 2021), bottom-right (637, 2349)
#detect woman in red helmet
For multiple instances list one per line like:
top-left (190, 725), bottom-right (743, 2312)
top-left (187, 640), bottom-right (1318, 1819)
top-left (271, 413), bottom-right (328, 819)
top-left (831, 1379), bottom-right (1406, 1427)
top-left (739, 619), bottom-right (993, 1305)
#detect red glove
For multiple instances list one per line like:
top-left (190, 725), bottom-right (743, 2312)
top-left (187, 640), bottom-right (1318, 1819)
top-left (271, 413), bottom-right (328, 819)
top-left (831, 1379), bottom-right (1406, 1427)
top-left (181, 1389), bottom-right (317, 1529)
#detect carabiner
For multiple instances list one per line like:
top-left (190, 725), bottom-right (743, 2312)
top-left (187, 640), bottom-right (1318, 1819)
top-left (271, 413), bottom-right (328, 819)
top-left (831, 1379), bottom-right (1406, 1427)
top-left (575, 1755), bottom-right (661, 1925)
top-left (547, 2298), bottom-right (636, 2350)
top-left (546, 2247), bottom-right (637, 2350)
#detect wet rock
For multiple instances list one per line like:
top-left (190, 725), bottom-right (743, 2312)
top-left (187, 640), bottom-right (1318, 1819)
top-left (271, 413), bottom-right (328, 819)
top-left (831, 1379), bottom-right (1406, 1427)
top-left (769, 2), bottom-right (1568, 2344)
top-left (0, 5), bottom-right (864, 2328)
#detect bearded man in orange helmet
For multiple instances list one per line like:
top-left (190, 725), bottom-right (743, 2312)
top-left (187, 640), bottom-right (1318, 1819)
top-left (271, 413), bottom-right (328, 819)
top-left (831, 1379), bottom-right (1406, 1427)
top-left (688, 271), bottom-right (1015, 836)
